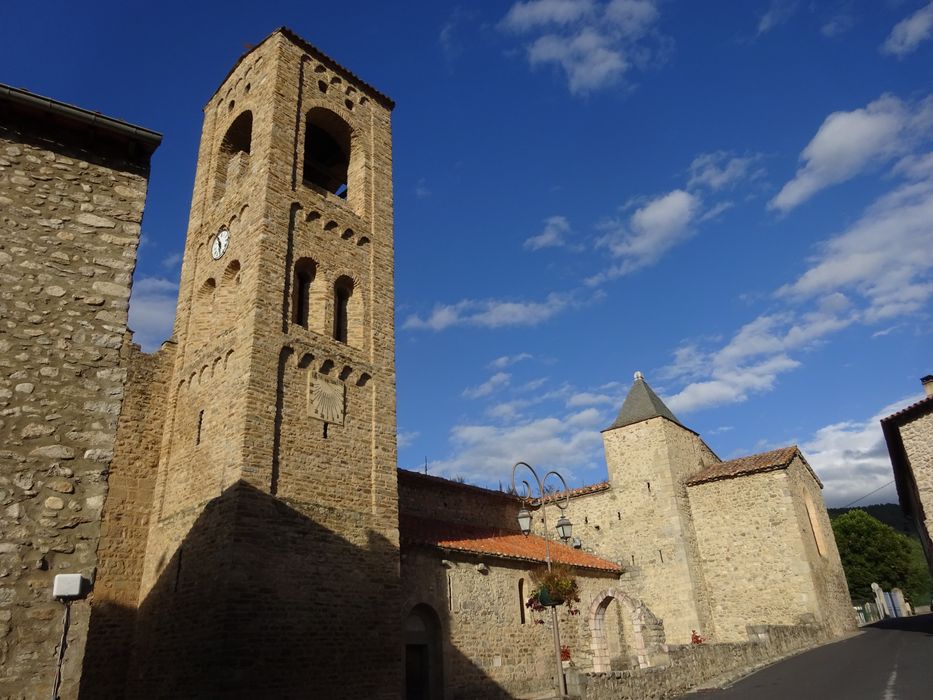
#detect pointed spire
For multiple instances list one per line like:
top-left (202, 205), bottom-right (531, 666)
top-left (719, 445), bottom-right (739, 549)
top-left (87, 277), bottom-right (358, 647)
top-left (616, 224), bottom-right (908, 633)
top-left (605, 371), bottom-right (684, 431)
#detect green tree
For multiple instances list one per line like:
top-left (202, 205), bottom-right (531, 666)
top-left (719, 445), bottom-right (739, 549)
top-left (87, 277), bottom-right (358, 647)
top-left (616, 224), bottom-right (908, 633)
top-left (831, 509), bottom-right (932, 606)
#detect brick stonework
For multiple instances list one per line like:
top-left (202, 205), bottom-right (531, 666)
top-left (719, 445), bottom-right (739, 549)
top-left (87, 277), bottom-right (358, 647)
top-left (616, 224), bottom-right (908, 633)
top-left (2, 29), bottom-right (858, 700)
top-left (899, 412), bottom-right (933, 567)
top-left (0, 102), bottom-right (155, 699)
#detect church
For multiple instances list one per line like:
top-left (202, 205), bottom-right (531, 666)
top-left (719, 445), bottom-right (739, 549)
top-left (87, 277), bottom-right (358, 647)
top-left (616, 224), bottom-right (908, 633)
top-left (0, 28), bottom-right (854, 699)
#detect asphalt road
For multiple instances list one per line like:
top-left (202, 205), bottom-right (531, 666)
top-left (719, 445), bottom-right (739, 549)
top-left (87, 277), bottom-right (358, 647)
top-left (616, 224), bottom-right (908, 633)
top-left (684, 614), bottom-right (933, 700)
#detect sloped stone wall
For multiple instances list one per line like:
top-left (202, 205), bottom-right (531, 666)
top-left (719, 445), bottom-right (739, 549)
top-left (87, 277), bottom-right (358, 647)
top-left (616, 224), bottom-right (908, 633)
top-left (0, 119), bottom-right (151, 698)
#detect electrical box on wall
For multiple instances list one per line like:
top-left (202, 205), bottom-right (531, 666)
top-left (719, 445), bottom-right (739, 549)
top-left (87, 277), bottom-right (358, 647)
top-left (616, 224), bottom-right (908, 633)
top-left (52, 573), bottom-right (86, 599)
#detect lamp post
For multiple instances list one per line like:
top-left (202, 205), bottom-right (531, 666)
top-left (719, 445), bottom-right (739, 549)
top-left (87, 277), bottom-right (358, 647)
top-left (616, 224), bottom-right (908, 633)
top-left (511, 461), bottom-right (573, 699)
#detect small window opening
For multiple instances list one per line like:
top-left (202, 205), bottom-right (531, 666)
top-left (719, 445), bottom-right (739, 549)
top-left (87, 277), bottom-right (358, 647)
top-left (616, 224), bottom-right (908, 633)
top-left (174, 546), bottom-right (184, 592)
top-left (323, 422), bottom-right (329, 439)
top-left (518, 578), bottom-right (526, 624)
top-left (646, 481), bottom-right (651, 493)
top-left (333, 276), bottom-right (353, 343)
top-left (303, 108), bottom-right (351, 198)
top-left (631, 554), bottom-right (635, 566)
top-left (292, 258), bottom-right (316, 328)
top-left (196, 410), bottom-right (204, 445)
top-left (447, 574), bottom-right (453, 611)
top-left (658, 550), bottom-right (664, 563)
top-left (617, 511), bottom-right (621, 520)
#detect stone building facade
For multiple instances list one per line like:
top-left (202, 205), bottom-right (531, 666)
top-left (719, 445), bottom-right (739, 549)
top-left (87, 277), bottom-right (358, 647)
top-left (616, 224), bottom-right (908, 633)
top-left (0, 84), bottom-right (160, 699)
top-left (0, 29), bottom-right (855, 699)
top-left (883, 376), bottom-right (933, 576)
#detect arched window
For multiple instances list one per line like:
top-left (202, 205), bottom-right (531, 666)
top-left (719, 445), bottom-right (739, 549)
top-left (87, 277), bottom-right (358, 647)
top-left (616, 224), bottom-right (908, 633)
top-left (303, 108), bottom-right (351, 198)
top-left (215, 111), bottom-right (252, 199)
top-left (333, 275), bottom-right (353, 343)
top-left (293, 258), bottom-right (316, 328)
top-left (518, 578), bottom-right (526, 624)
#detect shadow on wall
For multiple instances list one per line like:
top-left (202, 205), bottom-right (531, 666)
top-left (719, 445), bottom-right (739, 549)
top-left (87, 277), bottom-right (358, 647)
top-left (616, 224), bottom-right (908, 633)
top-left (80, 481), bottom-right (512, 699)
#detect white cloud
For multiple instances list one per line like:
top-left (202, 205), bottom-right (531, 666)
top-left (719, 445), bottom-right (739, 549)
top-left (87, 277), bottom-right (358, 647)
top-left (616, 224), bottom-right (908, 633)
top-left (463, 372), bottom-right (512, 399)
top-left (769, 94), bottom-right (932, 213)
top-left (428, 411), bottom-right (606, 483)
top-left (414, 178), bottom-right (431, 199)
top-left (665, 302), bottom-right (854, 414)
top-left (128, 276), bottom-right (178, 351)
top-left (566, 391), bottom-right (617, 407)
top-left (757, 0), bottom-right (798, 35)
top-left (802, 396), bottom-right (922, 506)
top-left (882, 1), bottom-right (933, 57)
top-left (777, 176), bottom-right (933, 321)
top-left (489, 353), bottom-right (534, 369)
top-left (501, 0), bottom-right (664, 94)
top-left (688, 151), bottom-right (765, 191)
top-left (529, 28), bottom-right (628, 94)
top-left (820, 13), bottom-right (855, 38)
top-left (594, 189), bottom-right (700, 279)
top-left (161, 252), bottom-right (182, 269)
top-left (524, 215), bottom-right (573, 250)
top-left (397, 430), bottom-right (421, 449)
top-left (502, 0), bottom-right (596, 31)
top-left (403, 291), bottom-right (581, 331)
top-left (604, 0), bottom-right (659, 36)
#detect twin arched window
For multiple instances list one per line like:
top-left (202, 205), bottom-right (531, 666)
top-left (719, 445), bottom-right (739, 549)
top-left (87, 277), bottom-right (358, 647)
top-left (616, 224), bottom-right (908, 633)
top-left (292, 261), bottom-right (358, 346)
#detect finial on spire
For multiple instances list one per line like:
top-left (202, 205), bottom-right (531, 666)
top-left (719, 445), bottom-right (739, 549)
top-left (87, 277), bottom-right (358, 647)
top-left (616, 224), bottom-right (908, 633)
top-left (634, 371), bottom-right (644, 381)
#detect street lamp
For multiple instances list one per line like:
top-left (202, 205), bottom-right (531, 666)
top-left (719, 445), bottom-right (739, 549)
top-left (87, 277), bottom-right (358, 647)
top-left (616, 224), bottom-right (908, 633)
top-left (511, 461), bottom-right (573, 699)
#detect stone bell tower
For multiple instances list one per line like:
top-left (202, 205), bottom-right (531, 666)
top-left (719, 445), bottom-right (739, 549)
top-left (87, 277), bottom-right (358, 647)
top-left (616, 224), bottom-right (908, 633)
top-left (130, 29), bottom-right (401, 698)
top-left (601, 372), bottom-right (716, 644)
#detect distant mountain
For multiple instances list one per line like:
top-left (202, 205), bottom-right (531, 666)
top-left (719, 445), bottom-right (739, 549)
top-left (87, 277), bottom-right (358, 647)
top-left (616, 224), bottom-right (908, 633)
top-left (828, 503), bottom-right (914, 536)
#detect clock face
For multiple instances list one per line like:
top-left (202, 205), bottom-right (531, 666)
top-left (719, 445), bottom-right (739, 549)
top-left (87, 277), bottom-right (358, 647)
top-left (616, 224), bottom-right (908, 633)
top-left (211, 227), bottom-right (230, 260)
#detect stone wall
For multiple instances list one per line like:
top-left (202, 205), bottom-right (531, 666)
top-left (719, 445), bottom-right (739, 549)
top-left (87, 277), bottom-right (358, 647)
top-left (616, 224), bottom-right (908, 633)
top-left (688, 461), bottom-right (825, 641)
top-left (126, 31), bottom-right (404, 698)
top-left (569, 622), bottom-right (830, 700)
top-left (589, 416), bottom-right (718, 643)
top-left (0, 114), bottom-right (153, 698)
top-left (79, 337), bottom-right (174, 697)
top-left (899, 411), bottom-right (933, 572)
top-left (398, 469), bottom-right (521, 529)
top-left (401, 547), bottom-right (665, 699)
top-left (783, 457), bottom-right (857, 637)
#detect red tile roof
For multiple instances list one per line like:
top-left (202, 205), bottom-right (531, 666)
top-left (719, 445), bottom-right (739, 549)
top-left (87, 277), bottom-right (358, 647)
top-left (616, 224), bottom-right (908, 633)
top-left (399, 515), bottom-right (622, 573)
top-left (686, 445), bottom-right (802, 486)
top-left (543, 481), bottom-right (611, 502)
top-left (881, 394), bottom-right (933, 425)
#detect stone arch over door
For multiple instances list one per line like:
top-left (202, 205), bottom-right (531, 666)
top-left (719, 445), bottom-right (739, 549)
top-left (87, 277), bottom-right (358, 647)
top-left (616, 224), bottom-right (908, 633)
top-left (588, 588), bottom-right (668, 671)
top-left (405, 604), bottom-right (444, 700)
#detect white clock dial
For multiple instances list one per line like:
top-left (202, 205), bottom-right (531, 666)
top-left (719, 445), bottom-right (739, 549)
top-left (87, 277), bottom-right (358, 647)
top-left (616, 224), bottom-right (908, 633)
top-left (211, 227), bottom-right (230, 260)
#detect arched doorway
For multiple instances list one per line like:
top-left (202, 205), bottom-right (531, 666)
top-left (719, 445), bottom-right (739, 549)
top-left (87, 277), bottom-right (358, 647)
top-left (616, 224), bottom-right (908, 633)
top-left (588, 588), bottom-right (668, 672)
top-left (405, 604), bottom-right (443, 700)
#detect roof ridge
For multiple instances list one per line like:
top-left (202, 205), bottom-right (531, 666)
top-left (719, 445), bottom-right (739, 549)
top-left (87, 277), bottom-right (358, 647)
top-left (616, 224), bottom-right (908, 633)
top-left (207, 28), bottom-right (394, 108)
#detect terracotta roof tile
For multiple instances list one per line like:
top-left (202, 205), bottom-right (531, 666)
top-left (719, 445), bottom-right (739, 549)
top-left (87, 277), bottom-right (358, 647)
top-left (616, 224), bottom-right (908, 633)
top-left (399, 515), bottom-right (622, 573)
top-left (686, 445), bottom-right (800, 486)
top-left (881, 394), bottom-right (933, 425)
top-left (543, 481), bottom-right (611, 502)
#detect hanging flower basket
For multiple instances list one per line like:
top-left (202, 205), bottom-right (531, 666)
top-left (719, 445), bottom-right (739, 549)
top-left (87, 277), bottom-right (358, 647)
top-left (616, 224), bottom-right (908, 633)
top-left (526, 563), bottom-right (580, 612)
top-left (537, 587), bottom-right (564, 607)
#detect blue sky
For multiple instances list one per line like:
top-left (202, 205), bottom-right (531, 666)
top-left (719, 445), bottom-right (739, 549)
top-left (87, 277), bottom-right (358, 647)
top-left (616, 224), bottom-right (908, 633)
top-left (5, 1), bottom-right (931, 506)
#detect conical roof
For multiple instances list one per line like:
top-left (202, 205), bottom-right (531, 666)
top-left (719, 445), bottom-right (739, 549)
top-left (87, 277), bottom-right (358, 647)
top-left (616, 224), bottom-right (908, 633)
top-left (604, 371), bottom-right (684, 431)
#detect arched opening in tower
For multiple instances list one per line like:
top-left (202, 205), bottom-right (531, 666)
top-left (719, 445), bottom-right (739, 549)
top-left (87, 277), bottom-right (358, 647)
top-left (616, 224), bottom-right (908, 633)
top-left (303, 108), bottom-right (351, 198)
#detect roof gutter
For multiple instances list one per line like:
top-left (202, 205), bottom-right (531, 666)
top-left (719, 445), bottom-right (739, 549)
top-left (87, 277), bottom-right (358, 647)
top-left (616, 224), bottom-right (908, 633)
top-left (0, 83), bottom-right (162, 153)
